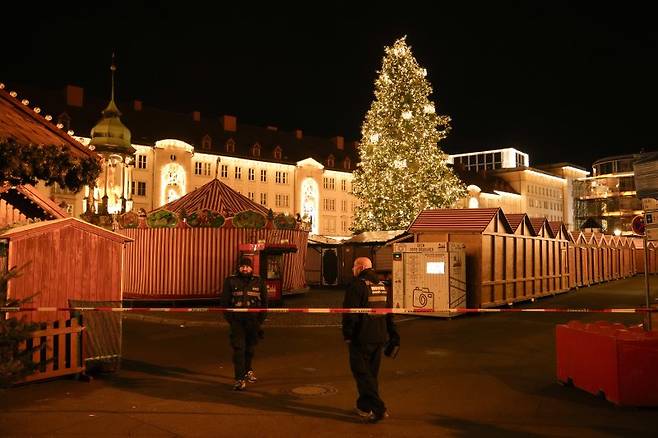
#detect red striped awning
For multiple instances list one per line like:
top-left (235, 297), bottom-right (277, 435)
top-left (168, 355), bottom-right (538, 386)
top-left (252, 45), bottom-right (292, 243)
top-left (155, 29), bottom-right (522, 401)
top-left (408, 208), bottom-right (512, 233)
top-left (151, 178), bottom-right (269, 217)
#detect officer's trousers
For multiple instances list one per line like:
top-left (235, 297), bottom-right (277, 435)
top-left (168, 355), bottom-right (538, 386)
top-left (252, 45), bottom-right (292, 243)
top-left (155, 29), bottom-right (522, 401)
top-left (348, 342), bottom-right (386, 416)
top-left (228, 317), bottom-right (260, 380)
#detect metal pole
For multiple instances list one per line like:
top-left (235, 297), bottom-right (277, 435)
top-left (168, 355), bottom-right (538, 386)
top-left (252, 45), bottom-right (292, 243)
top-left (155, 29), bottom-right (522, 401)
top-left (643, 233), bottom-right (652, 331)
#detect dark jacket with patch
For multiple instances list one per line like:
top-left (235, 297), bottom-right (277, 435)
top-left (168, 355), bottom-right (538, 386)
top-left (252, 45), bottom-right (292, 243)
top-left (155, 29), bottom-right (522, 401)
top-left (342, 268), bottom-right (399, 344)
top-left (220, 273), bottom-right (268, 324)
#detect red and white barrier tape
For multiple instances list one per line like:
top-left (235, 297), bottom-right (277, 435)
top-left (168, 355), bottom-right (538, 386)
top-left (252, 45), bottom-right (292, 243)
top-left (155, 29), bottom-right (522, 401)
top-left (1, 306), bottom-right (656, 314)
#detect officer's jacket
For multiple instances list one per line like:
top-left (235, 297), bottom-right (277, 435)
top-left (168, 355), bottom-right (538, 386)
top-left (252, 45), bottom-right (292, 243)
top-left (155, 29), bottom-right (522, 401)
top-left (342, 268), bottom-right (398, 344)
top-left (221, 273), bottom-right (268, 322)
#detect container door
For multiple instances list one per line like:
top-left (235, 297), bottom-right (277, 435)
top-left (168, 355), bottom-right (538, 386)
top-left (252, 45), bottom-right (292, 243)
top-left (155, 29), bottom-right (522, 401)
top-left (402, 252), bottom-right (447, 312)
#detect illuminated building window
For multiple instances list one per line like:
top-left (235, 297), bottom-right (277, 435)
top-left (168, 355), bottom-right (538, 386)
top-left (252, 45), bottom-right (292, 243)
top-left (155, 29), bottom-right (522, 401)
top-left (137, 155), bottom-right (147, 169)
top-left (324, 199), bottom-right (336, 211)
top-left (134, 181), bottom-right (146, 197)
top-left (203, 162), bottom-right (211, 176)
top-left (194, 162), bottom-right (202, 175)
top-left (221, 164), bottom-right (228, 178)
top-left (251, 143), bottom-right (261, 157)
top-left (341, 200), bottom-right (347, 212)
top-left (260, 169), bottom-right (267, 182)
top-left (275, 171), bottom-right (288, 184)
top-left (323, 177), bottom-right (335, 190)
top-left (226, 139), bottom-right (235, 153)
top-left (341, 180), bottom-right (347, 191)
top-left (235, 167), bottom-right (242, 179)
top-left (260, 193), bottom-right (267, 206)
top-left (343, 157), bottom-right (351, 170)
top-left (202, 135), bottom-right (212, 150)
top-left (326, 154), bottom-right (335, 168)
top-left (248, 191), bottom-right (255, 201)
top-left (273, 146), bottom-right (282, 160)
top-left (248, 168), bottom-right (255, 181)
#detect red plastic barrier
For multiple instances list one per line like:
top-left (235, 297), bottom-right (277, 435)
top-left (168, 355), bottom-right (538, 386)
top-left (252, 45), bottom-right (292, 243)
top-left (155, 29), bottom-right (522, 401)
top-left (556, 321), bottom-right (658, 406)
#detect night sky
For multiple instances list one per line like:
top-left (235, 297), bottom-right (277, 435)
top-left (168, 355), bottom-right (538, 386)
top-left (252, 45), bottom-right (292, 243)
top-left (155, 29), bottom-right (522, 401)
top-left (3, 2), bottom-right (657, 168)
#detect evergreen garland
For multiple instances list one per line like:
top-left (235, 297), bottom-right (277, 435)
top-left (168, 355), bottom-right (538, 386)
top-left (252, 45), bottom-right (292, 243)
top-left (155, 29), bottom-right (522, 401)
top-left (0, 139), bottom-right (101, 192)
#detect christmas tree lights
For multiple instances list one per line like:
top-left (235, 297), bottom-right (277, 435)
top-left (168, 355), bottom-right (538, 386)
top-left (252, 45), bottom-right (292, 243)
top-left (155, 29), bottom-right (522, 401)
top-left (351, 37), bottom-right (465, 232)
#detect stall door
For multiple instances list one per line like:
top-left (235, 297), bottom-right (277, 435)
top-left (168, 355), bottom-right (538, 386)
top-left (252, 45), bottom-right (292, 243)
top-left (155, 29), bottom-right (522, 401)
top-left (321, 248), bottom-right (339, 286)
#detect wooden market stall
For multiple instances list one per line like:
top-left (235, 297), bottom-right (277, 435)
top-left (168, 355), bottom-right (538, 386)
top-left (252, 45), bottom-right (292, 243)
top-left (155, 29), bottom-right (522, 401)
top-left (119, 178), bottom-right (309, 300)
top-left (1, 217), bottom-right (132, 323)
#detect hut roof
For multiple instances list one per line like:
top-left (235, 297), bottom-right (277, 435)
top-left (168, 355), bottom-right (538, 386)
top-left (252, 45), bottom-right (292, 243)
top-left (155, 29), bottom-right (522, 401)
top-left (528, 217), bottom-right (554, 237)
top-left (151, 178), bottom-right (268, 217)
top-left (505, 213), bottom-right (527, 232)
top-left (343, 230), bottom-right (408, 245)
top-left (0, 184), bottom-right (68, 220)
top-left (0, 85), bottom-right (95, 159)
top-left (409, 208), bottom-right (512, 234)
top-left (0, 217), bottom-right (133, 243)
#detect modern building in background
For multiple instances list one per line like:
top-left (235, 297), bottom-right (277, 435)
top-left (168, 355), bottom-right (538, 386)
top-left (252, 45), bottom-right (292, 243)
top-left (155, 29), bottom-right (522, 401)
top-left (448, 148), bottom-right (589, 230)
top-left (573, 154), bottom-right (641, 235)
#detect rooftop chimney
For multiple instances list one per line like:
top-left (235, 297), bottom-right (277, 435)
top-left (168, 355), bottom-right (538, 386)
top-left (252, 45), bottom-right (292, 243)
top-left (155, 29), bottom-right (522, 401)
top-left (295, 129), bottom-right (303, 139)
top-left (65, 85), bottom-right (84, 108)
top-left (192, 110), bottom-right (201, 122)
top-left (134, 100), bottom-right (143, 111)
top-left (333, 136), bottom-right (345, 150)
top-left (223, 115), bottom-right (237, 132)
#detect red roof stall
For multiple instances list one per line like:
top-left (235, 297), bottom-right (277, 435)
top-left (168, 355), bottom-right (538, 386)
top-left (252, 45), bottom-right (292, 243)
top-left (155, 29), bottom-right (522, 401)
top-left (1, 218), bottom-right (133, 323)
top-left (119, 178), bottom-right (309, 300)
top-left (409, 208), bottom-right (572, 308)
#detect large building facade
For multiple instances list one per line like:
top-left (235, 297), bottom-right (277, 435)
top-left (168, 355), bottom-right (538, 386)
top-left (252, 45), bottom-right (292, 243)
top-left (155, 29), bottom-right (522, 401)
top-left (31, 83), bottom-right (358, 238)
top-left (448, 148), bottom-right (590, 230)
top-left (573, 154), bottom-right (641, 235)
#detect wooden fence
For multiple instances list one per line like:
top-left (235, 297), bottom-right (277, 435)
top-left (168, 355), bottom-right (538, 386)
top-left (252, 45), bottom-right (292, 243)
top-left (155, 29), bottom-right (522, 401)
top-left (21, 318), bottom-right (85, 383)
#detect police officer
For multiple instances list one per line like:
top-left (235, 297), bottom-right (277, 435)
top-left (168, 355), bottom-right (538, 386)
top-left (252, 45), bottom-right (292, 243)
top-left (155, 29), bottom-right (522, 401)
top-left (221, 257), bottom-right (268, 391)
top-left (342, 257), bottom-right (400, 423)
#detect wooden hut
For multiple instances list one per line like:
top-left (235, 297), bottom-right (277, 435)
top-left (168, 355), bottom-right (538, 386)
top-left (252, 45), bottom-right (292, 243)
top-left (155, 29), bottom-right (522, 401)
top-left (409, 208), bottom-right (514, 308)
top-left (341, 230), bottom-right (411, 285)
top-left (120, 178), bottom-right (309, 300)
top-left (569, 231), bottom-right (591, 287)
top-left (1, 217), bottom-right (133, 323)
top-left (306, 234), bottom-right (343, 286)
top-left (505, 213), bottom-right (537, 301)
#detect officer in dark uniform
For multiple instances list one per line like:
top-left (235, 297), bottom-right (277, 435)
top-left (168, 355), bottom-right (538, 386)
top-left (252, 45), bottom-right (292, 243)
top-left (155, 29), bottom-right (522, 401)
top-left (221, 257), bottom-right (268, 391)
top-left (342, 257), bottom-right (400, 423)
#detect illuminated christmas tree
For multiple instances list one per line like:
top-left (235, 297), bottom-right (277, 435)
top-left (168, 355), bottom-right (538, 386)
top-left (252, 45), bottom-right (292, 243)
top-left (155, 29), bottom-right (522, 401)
top-left (351, 37), bottom-right (465, 232)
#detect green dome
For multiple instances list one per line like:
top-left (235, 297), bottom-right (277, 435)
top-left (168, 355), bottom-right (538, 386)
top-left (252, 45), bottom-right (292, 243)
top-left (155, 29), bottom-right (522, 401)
top-left (90, 99), bottom-right (133, 154)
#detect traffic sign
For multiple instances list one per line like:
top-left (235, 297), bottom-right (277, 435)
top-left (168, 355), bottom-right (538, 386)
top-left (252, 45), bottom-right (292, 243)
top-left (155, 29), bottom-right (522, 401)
top-left (632, 215), bottom-right (645, 235)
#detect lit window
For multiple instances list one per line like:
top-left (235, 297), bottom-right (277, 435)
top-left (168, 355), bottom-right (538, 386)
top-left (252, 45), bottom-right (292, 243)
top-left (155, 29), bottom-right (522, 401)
top-left (426, 262), bottom-right (445, 274)
top-left (226, 139), bottom-right (235, 153)
top-left (203, 162), bottom-right (211, 176)
top-left (194, 162), bottom-right (202, 175)
top-left (137, 182), bottom-right (146, 197)
top-left (221, 165), bottom-right (228, 178)
top-left (202, 135), bottom-right (212, 150)
top-left (326, 154), bottom-right (335, 167)
top-left (341, 180), bottom-right (347, 191)
top-left (248, 191), bottom-right (255, 201)
top-left (323, 177), bottom-right (335, 190)
top-left (235, 167), bottom-right (242, 179)
top-left (273, 146), bottom-right (282, 160)
top-left (260, 169), bottom-right (267, 182)
top-left (260, 193), bottom-right (267, 206)
top-left (248, 168), bottom-right (255, 181)
top-left (137, 155), bottom-right (147, 169)
top-left (343, 157), bottom-right (351, 170)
